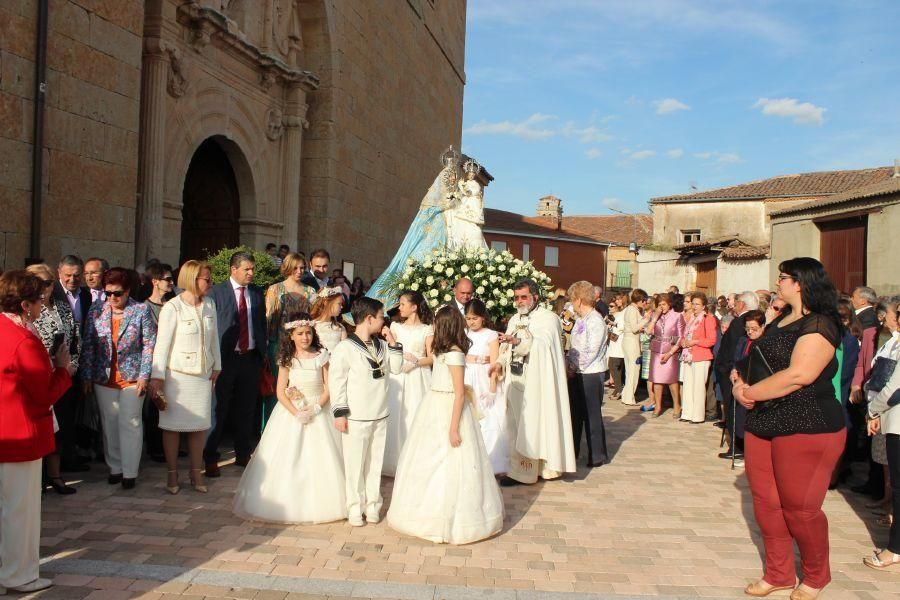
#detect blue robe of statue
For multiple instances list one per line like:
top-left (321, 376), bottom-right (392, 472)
top-left (367, 170), bottom-right (452, 307)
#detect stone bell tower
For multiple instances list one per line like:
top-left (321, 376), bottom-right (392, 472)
top-left (536, 195), bottom-right (563, 229)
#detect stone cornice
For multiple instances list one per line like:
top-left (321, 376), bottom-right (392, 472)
top-left (176, 1), bottom-right (319, 93)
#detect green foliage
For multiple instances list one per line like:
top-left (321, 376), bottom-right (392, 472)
top-left (394, 246), bottom-right (554, 323)
top-left (206, 245), bottom-right (280, 288)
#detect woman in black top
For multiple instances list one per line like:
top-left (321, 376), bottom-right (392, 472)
top-left (733, 258), bottom-right (846, 600)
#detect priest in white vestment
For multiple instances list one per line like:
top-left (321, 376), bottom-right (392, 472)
top-left (492, 279), bottom-right (576, 485)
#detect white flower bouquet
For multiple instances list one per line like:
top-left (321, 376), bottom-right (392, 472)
top-left (392, 247), bottom-right (554, 323)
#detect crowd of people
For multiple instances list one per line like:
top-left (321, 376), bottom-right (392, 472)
top-left (1, 249), bottom-right (899, 596)
top-left (549, 265), bottom-right (900, 597)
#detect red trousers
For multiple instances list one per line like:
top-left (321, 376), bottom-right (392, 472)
top-left (744, 429), bottom-right (845, 589)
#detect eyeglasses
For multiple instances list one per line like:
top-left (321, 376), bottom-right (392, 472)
top-left (104, 290), bottom-right (127, 298)
top-left (162, 276), bottom-right (174, 282)
top-left (777, 274), bottom-right (793, 282)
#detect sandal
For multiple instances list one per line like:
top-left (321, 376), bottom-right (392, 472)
top-left (864, 549), bottom-right (900, 570)
top-left (165, 469), bottom-right (180, 495)
top-left (190, 468), bottom-right (208, 493)
top-left (744, 579), bottom-right (796, 597)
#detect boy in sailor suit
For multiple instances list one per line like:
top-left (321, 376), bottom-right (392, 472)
top-left (329, 297), bottom-right (403, 526)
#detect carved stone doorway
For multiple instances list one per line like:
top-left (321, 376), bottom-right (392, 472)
top-left (180, 138), bottom-right (241, 263)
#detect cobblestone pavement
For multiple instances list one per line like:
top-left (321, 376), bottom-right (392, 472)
top-left (24, 400), bottom-right (900, 599)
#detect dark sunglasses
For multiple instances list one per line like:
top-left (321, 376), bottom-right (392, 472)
top-left (162, 276), bottom-right (174, 282)
top-left (104, 290), bottom-right (127, 298)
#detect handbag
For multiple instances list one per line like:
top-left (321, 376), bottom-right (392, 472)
top-left (866, 356), bottom-right (898, 394)
top-left (259, 359), bottom-right (276, 396)
top-left (736, 344), bottom-right (775, 386)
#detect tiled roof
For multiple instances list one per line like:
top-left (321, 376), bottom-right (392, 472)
top-left (651, 167), bottom-right (895, 204)
top-left (721, 245), bottom-right (770, 260)
top-left (673, 235), bottom-right (740, 252)
top-left (560, 214), bottom-right (653, 245)
top-left (770, 175), bottom-right (900, 217)
top-left (483, 208), bottom-right (606, 244)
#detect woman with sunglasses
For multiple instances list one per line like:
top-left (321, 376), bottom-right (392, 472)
top-left (81, 268), bottom-right (157, 490)
top-left (733, 258), bottom-right (845, 600)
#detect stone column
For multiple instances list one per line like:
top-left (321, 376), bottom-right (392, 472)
top-left (280, 83), bottom-right (308, 250)
top-left (135, 38), bottom-right (169, 264)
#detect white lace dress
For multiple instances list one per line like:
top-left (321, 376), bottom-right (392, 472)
top-left (383, 322), bottom-right (433, 475)
top-left (315, 320), bottom-right (345, 353)
top-left (233, 351), bottom-right (347, 524)
top-left (387, 351), bottom-right (504, 545)
top-left (465, 327), bottom-right (509, 474)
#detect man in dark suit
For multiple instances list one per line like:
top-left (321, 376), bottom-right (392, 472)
top-left (852, 286), bottom-right (879, 330)
top-left (52, 255), bottom-right (93, 472)
top-left (448, 277), bottom-right (474, 316)
top-left (714, 291), bottom-right (759, 460)
top-left (204, 251), bottom-right (267, 476)
top-left (300, 248), bottom-right (331, 291)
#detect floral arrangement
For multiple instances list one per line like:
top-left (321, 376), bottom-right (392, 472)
top-left (391, 246), bottom-right (554, 323)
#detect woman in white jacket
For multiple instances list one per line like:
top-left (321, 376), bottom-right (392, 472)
top-left (864, 297), bottom-right (900, 571)
top-left (149, 260), bottom-right (221, 494)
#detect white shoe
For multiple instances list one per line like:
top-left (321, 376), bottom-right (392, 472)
top-left (10, 578), bottom-right (53, 592)
top-left (366, 513), bottom-right (380, 524)
top-left (348, 515), bottom-right (365, 527)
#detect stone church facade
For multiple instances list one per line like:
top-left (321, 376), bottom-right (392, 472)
top-left (1, 0), bottom-right (467, 278)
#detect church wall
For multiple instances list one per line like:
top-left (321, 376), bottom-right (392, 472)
top-left (299, 0), bottom-right (467, 281)
top-left (0, 0), bottom-right (144, 269)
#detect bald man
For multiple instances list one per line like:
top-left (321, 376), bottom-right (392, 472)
top-left (449, 277), bottom-right (474, 315)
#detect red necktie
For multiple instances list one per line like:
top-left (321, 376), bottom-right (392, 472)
top-left (238, 287), bottom-right (249, 352)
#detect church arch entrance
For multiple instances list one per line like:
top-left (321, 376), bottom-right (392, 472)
top-left (180, 137), bottom-right (241, 264)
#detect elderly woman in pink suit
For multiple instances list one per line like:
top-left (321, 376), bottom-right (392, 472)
top-left (645, 292), bottom-right (685, 418)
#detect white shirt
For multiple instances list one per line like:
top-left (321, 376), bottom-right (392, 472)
top-left (230, 277), bottom-right (255, 351)
top-left (61, 285), bottom-right (81, 322)
top-left (607, 311), bottom-right (625, 359)
top-left (855, 305), bottom-right (871, 315)
top-left (89, 288), bottom-right (105, 304)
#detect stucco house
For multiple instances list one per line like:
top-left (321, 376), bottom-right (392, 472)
top-left (637, 166), bottom-right (896, 295)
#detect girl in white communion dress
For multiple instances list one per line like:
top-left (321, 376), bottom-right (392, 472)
top-left (233, 313), bottom-right (347, 524)
top-left (387, 306), bottom-right (503, 545)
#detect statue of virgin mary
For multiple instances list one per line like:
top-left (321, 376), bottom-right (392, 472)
top-left (367, 147), bottom-right (487, 306)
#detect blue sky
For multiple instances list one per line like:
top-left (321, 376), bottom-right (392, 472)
top-left (460, 0), bottom-right (900, 216)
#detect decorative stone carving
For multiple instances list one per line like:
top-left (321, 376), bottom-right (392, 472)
top-left (177, 1), bottom-right (319, 92)
top-left (265, 107), bottom-right (284, 141)
top-left (166, 47), bottom-right (188, 98)
top-left (273, 0), bottom-right (303, 67)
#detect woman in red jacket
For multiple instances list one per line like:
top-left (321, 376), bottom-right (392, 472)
top-left (679, 292), bottom-right (719, 424)
top-left (0, 271), bottom-right (74, 594)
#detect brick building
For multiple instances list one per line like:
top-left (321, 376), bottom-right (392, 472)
top-left (1, 0), bottom-right (467, 277)
top-left (483, 196), bottom-right (610, 291)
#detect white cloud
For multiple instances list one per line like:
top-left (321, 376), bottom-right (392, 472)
top-left (667, 148), bottom-right (684, 159)
top-left (602, 197), bottom-right (623, 211)
top-left (694, 151), bottom-right (742, 164)
top-left (655, 98), bottom-right (691, 115)
top-left (717, 152), bottom-right (742, 164)
top-left (753, 97), bottom-right (825, 126)
top-left (585, 148), bottom-right (603, 160)
top-left (464, 113), bottom-right (557, 140)
top-left (562, 122), bottom-right (614, 144)
top-left (629, 150), bottom-right (656, 160)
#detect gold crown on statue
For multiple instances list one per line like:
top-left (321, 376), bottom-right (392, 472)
top-left (462, 158), bottom-right (481, 174)
top-left (441, 145), bottom-right (460, 167)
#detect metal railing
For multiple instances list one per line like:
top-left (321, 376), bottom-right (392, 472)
top-left (609, 273), bottom-right (633, 289)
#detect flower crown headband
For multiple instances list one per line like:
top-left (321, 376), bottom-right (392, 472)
top-left (319, 286), bottom-right (343, 298)
top-left (283, 319), bottom-right (313, 330)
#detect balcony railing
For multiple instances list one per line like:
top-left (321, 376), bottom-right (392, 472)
top-left (609, 273), bottom-right (633, 289)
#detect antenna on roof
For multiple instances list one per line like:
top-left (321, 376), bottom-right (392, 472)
top-left (689, 181), bottom-right (698, 190)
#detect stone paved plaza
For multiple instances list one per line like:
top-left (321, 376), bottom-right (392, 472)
top-left (27, 401), bottom-right (900, 600)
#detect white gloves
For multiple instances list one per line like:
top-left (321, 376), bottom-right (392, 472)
top-left (294, 403), bottom-right (322, 425)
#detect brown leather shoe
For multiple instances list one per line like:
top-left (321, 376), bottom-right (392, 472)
top-left (789, 588), bottom-right (819, 600)
top-left (204, 462), bottom-right (221, 478)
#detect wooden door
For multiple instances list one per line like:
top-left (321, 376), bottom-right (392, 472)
top-left (695, 261), bottom-right (717, 295)
top-left (819, 216), bottom-right (867, 294)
